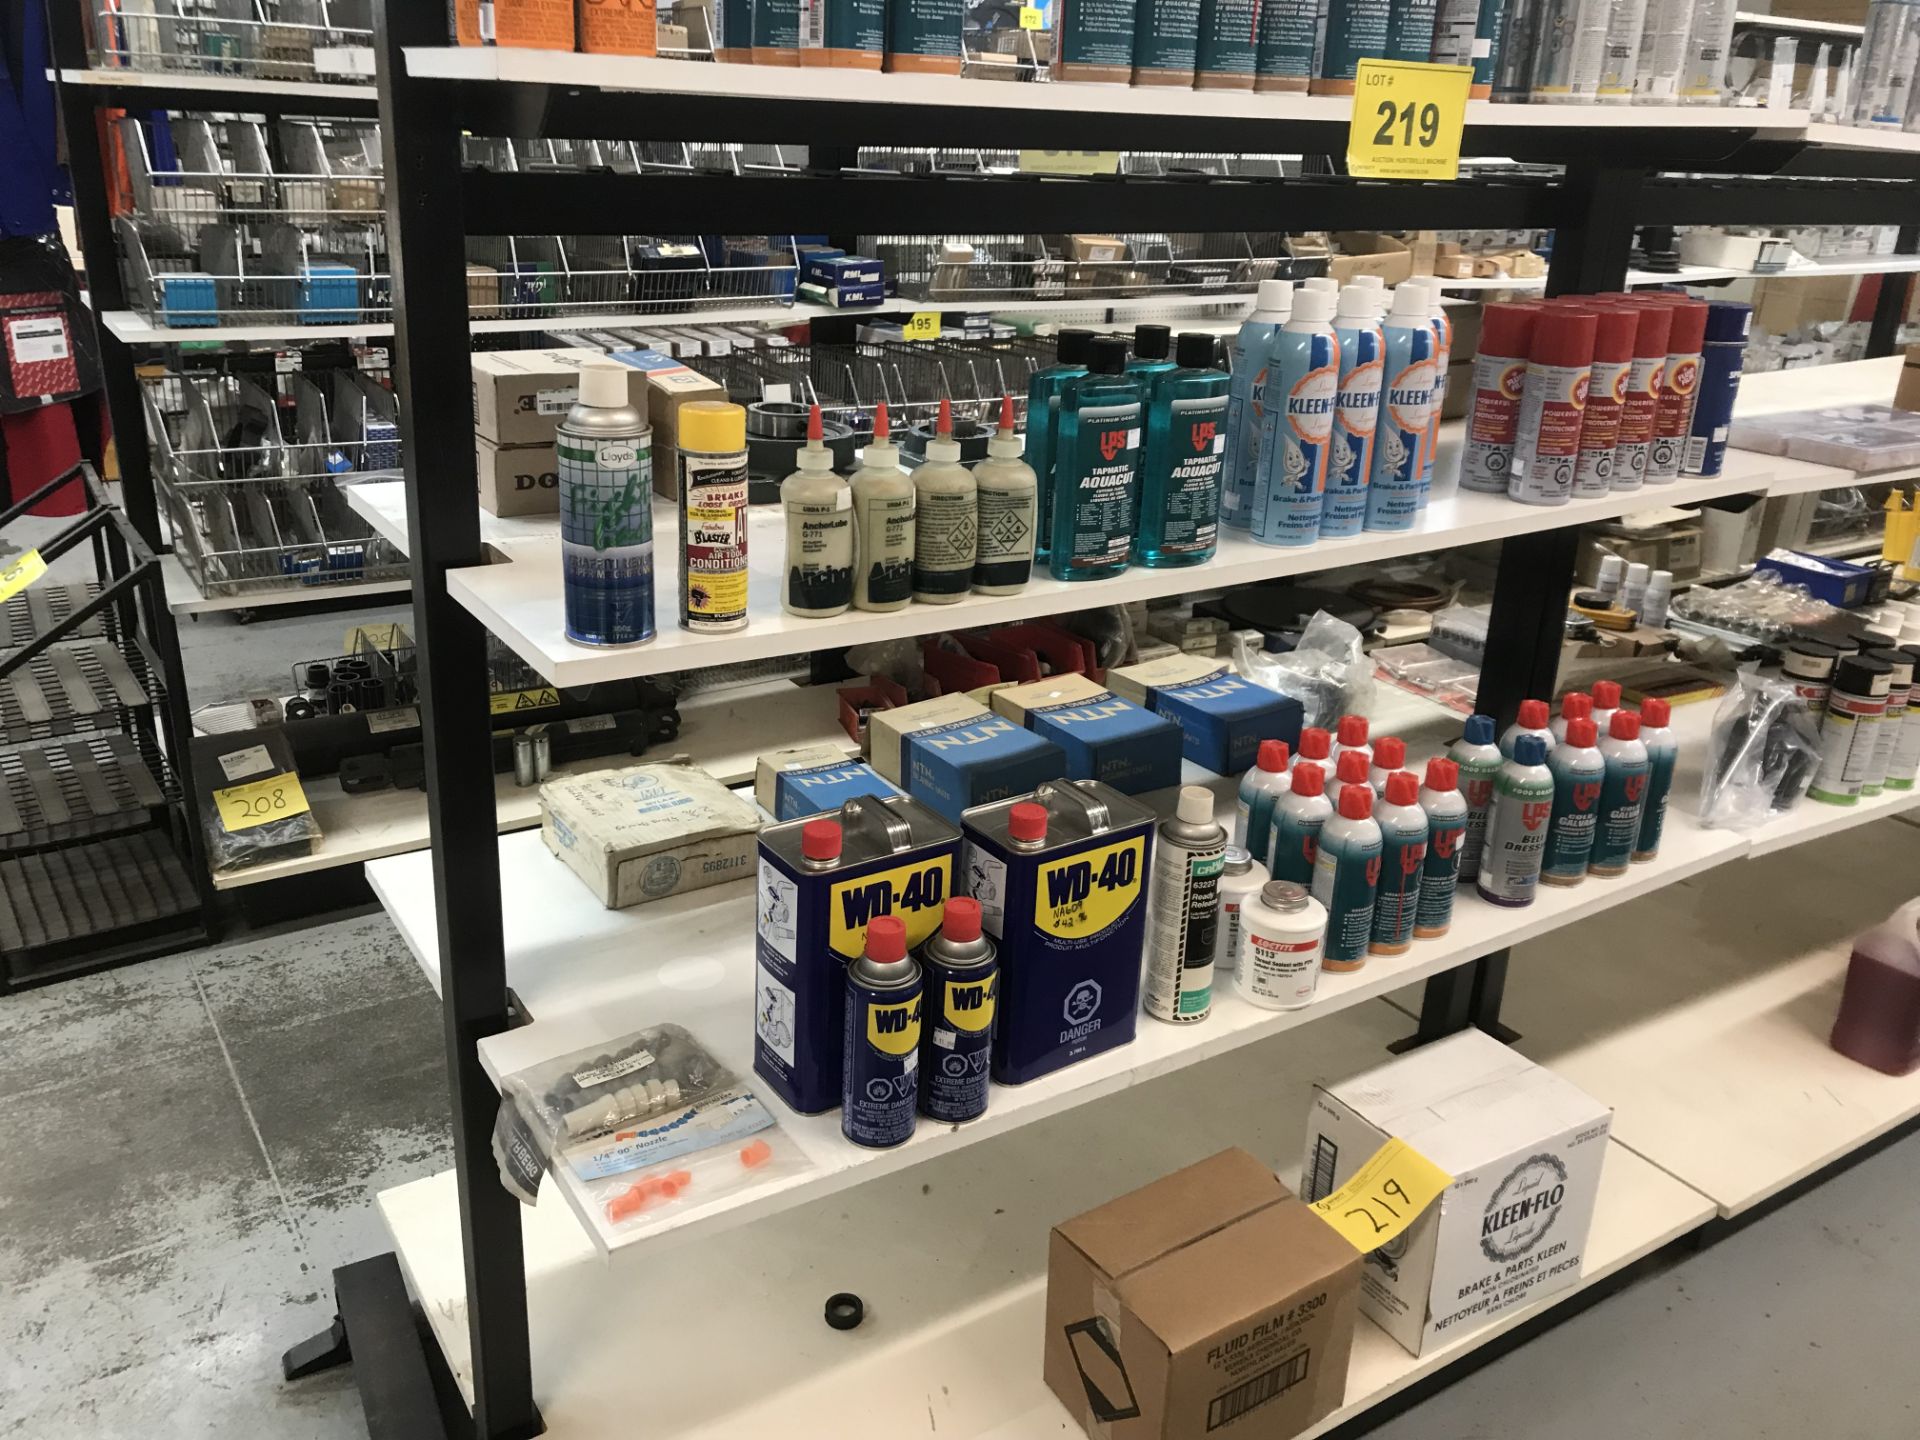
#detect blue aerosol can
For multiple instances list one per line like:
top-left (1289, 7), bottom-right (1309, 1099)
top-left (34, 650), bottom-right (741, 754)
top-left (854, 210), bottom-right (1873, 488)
top-left (1450, 714), bottom-right (1503, 884)
top-left (1369, 771), bottom-right (1429, 957)
top-left (1269, 760), bottom-right (1331, 883)
top-left (1540, 716), bottom-right (1605, 886)
top-left (1223, 280), bottom-right (1292, 531)
top-left (1322, 284), bottom-right (1384, 539)
top-left (1250, 286), bottom-right (1338, 547)
top-left (1634, 698), bottom-right (1679, 863)
top-left (1364, 282), bottom-right (1439, 534)
top-left (1419, 286), bottom-right (1453, 509)
top-left (558, 362), bottom-right (655, 647)
top-left (842, 914), bottom-right (923, 1149)
top-left (1680, 301), bottom-right (1752, 478)
top-left (1589, 710), bottom-right (1650, 876)
top-left (916, 896), bottom-right (996, 1124)
top-left (1312, 780), bottom-right (1382, 971)
top-left (1415, 758), bottom-right (1469, 938)
top-left (1475, 734), bottom-right (1554, 908)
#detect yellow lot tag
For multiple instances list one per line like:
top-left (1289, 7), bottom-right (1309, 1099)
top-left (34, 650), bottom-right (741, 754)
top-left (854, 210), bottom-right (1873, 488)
top-left (1347, 60), bottom-right (1472, 181)
top-left (0, 549), bottom-right (47, 606)
top-left (1309, 1137), bottom-right (1453, 1251)
top-left (213, 772), bottom-right (311, 833)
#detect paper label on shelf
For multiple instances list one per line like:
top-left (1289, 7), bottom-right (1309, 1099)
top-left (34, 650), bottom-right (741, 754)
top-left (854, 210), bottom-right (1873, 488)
top-left (0, 548), bottom-right (46, 606)
top-left (905, 312), bottom-right (942, 342)
top-left (1346, 60), bottom-right (1472, 182)
top-left (1016, 150), bottom-right (1122, 176)
top-left (218, 743), bottom-right (275, 783)
top-left (212, 772), bottom-right (311, 833)
top-left (275, 351), bottom-right (298, 375)
top-left (8, 316), bottom-right (69, 364)
top-left (490, 687), bottom-right (561, 716)
top-left (764, 383), bottom-right (793, 404)
top-left (1019, 4), bottom-right (1042, 27)
top-left (566, 714), bottom-right (617, 734)
top-left (573, 1049), bottom-right (656, 1088)
top-left (1309, 1136), bottom-right (1453, 1252)
top-left (364, 706), bottom-right (419, 735)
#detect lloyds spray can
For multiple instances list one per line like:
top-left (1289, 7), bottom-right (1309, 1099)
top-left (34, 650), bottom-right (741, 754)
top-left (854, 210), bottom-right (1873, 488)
top-left (1144, 786), bottom-right (1227, 1023)
top-left (558, 363), bottom-right (654, 647)
top-left (842, 915), bottom-right (922, 1148)
top-left (916, 897), bottom-right (997, 1124)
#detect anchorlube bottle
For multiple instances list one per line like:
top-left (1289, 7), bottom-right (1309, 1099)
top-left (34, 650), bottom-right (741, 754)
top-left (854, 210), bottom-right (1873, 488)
top-left (1364, 282), bottom-right (1439, 534)
top-left (1026, 328), bottom-right (1093, 561)
top-left (1322, 283), bottom-right (1385, 539)
top-left (911, 397), bottom-right (976, 604)
top-left (1224, 280), bottom-right (1292, 531)
top-left (1050, 337), bottom-right (1142, 582)
top-left (1137, 332), bottom-right (1229, 568)
top-left (1250, 285), bottom-right (1338, 547)
top-left (972, 394), bottom-right (1037, 594)
top-left (851, 402), bottom-right (914, 612)
top-left (780, 402), bottom-right (853, 617)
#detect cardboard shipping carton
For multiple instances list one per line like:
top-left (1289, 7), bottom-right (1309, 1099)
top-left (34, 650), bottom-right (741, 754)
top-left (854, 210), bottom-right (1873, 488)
top-left (990, 674), bottom-right (1183, 795)
top-left (540, 763), bottom-right (762, 909)
top-left (1107, 655), bottom-right (1303, 776)
top-left (471, 349), bottom-right (649, 448)
top-left (453, 0), bottom-right (574, 48)
top-left (608, 349), bottom-right (729, 499)
top-left (1302, 1029), bottom-right (1612, 1357)
top-left (1044, 1148), bottom-right (1361, 1440)
top-left (868, 694), bottom-right (1065, 824)
top-left (477, 436), bottom-right (559, 518)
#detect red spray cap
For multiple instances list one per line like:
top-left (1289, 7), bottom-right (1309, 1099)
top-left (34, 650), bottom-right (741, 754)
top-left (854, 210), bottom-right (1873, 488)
top-left (1590, 306), bottom-right (1638, 364)
top-left (873, 400), bottom-right (890, 440)
top-left (807, 402), bottom-right (824, 442)
top-left (801, 819), bottom-right (842, 861)
top-left (1298, 727), bottom-right (1331, 761)
top-left (1609, 710), bottom-right (1641, 740)
top-left (1517, 698), bottom-right (1550, 729)
top-left (937, 396), bottom-right (953, 437)
top-left (1560, 692), bottom-right (1593, 721)
top-left (1009, 801), bottom-right (1048, 843)
top-left (1338, 783), bottom-right (1373, 819)
top-left (942, 896), bottom-right (983, 943)
top-left (1659, 300), bottom-right (1709, 351)
top-left (1292, 763), bottom-right (1325, 797)
top-left (1592, 679), bottom-right (1622, 708)
top-left (1641, 697), bottom-right (1671, 726)
top-left (1423, 757), bottom-right (1458, 792)
top-left (1480, 302), bottom-right (1539, 359)
top-left (1620, 302), bottom-right (1674, 358)
top-left (1385, 771), bottom-right (1419, 806)
top-left (1336, 714), bottom-right (1369, 747)
top-left (865, 914), bottom-right (907, 962)
top-left (997, 393), bottom-right (1015, 435)
top-left (1528, 308), bottom-right (1598, 369)
top-left (1566, 717), bottom-right (1598, 748)
top-left (1337, 750), bottom-right (1370, 785)
top-left (1256, 738), bottom-right (1289, 772)
top-left (1374, 736), bottom-right (1406, 769)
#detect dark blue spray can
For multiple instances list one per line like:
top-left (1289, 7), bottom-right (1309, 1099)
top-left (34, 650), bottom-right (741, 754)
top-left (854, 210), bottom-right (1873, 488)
top-left (1680, 302), bottom-right (1751, 479)
top-left (1589, 712), bottom-right (1650, 877)
top-left (842, 915), bottom-right (922, 1149)
top-left (917, 898), bottom-right (997, 1124)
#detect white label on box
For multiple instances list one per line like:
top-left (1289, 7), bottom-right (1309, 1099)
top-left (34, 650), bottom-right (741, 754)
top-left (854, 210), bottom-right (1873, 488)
top-left (572, 1049), bottom-right (655, 1088)
top-left (933, 1028), bottom-right (956, 1050)
top-left (364, 706), bottom-right (419, 734)
top-left (567, 715), bottom-right (617, 734)
top-left (8, 317), bottom-right (69, 364)
top-left (764, 383), bottom-right (793, 404)
top-left (536, 387), bottom-right (578, 415)
top-left (219, 744), bottom-right (274, 782)
top-left (275, 352), bottom-right (298, 375)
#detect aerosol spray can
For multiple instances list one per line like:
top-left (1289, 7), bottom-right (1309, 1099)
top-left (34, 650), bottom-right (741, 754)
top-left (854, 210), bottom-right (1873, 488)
top-left (1431, 0), bottom-right (1511, 96)
top-left (842, 915), bottom-right (923, 1149)
top-left (1370, 735), bottom-right (1408, 795)
top-left (1224, 283), bottom-right (1291, 530)
top-left (1855, 0), bottom-right (1920, 126)
top-left (1645, 297), bottom-right (1708, 485)
top-left (559, 362), bottom-right (655, 648)
top-left (1331, 713), bottom-right (1374, 777)
top-left (1596, 0), bottom-right (1649, 100)
top-left (1530, 0), bottom-right (1610, 101)
top-left (1144, 786), bottom-right (1227, 1024)
top-left (1236, 738), bottom-right (1293, 865)
top-left (1415, 758), bottom-right (1469, 938)
top-left (1572, 306), bottom-right (1636, 498)
top-left (1501, 698), bottom-right (1556, 758)
top-left (1809, 655), bottom-right (1893, 805)
top-left (1634, 0), bottom-right (1692, 102)
top-left (677, 401), bottom-right (750, 633)
top-left (1610, 302), bottom-right (1670, 492)
top-left (1862, 648), bottom-right (1914, 796)
top-left (1313, 781), bottom-right (1383, 971)
top-left (1476, 734), bottom-right (1554, 908)
top-left (1237, 881), bottom-right (1327, 1010)
top-left (1677, 0), bottom-right (1737, 103)
top-left (1590, 678), bottom-right (1622, 737)
top-left (1370, 771), bottom-right (1429, 957)
top-left (1419, 285), bottom-right (1453, 510)
top-left (1364, 282), bottom-right (1439, 534)
top-left (1681, 301), bottom-right (1751, 479)
top-left (1508, 307), bottom-right (1597, 507)
top-left (1270, 761), bottom-right (1332, 884)
top-left (1451, 714), bottom-right (1503, 883)
top-left (1461, 302), bottom-right (1539, 494)
top-left (1589, 710), bottom-right (1650, 876)
top-left (1888, 644), bottom-right (1920, 789)
top-left (1551, 691), bottom-right (1593, 746)
top-left (1633, 697), bottom-right (1678, 861)
top-left (916, 897), bottom-right (996, 1124)
top-left (1323, 285), bottom-right (1385, 539)
top-left (1540, 716), bottom-right (1605, 885)
top-left (1782, 639), bottom-right (1840, 722)
top-left (1251, 286), bottom-right (1339, 547)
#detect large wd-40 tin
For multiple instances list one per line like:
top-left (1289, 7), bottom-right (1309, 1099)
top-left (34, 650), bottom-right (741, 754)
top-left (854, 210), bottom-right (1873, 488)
top-left (960, 781), bottom-right (1156, 1085)
top-left (754, 795), bottom-right (959, 1115)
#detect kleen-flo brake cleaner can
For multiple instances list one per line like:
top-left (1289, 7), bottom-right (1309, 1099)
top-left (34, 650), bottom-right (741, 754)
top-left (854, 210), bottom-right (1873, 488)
top-left (960, 781), bottom-right (1155, 1085)
top-left (754, 794), bottom-right (958, 1115)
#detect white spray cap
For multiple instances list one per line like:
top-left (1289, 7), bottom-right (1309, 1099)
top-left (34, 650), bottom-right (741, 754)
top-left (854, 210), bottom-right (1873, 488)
top-left (1597, 552), bottom-right (1625, 583)
top-left (1175, 785), bottom-right (1215, 826)
top-left (1625, 561), bottom-right (1651, 585)
top-left (1291, 287), bottom-right (1337, 325)
top-left (579, 362), bottom-right (628, 409)
top-left (1387, 282), bottom-right (1431, 324)
top-left (1351, 274), bottom-right (1386, 293)
top-left (1255, 278), bottom-right (1293, 318)
top-left (1302, 277), bottom-right (1340, 296)
top-left (1336, 284), bottom-right (1379, 321)
top-left (1645, 568), bottom-right (1673, 592)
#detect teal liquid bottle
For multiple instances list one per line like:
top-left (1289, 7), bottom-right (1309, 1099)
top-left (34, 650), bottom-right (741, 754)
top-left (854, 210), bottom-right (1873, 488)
top-left (1136, 331), bottom-right (1229, 568)
top-left (1049, 335), bottom-right (1143, 583)
top-left (1127, 323), bottom-right (1179, 387)
top-left (1026, 328), bottom-right (1093, 563)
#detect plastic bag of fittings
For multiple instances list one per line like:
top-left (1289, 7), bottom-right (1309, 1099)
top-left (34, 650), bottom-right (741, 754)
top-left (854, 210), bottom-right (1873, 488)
top-left (190, 729), bottom-right (324, 874)
top-left (1232, 610), bottom-right (1376, 732)
top-left (492, 1023), bottom-right (807, 1233)
top-left (1698, 665), bottom-right (1823, 830)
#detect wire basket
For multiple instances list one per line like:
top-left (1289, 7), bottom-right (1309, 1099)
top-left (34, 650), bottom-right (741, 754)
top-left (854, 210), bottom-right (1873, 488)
top-left (464, 235), bottom-right (800, 320)
top-left (157, 473), bottom-right (404, 597)
top-left (461, 137), bottom-right (807, 177)
top-left (800, 337), bottom-right (1053, 428)
top-left (140, 361), bottom-right (401, 486)
top-left (864, 232), bottom-right (1291, 303)
top-left (90, 0), bottom-right (376, 83)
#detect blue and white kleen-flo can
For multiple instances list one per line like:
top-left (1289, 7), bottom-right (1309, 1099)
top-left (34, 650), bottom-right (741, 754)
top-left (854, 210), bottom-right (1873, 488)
top-left (1250, 287), bottom-right (1338, 546)
top-left (1364, 283), bottom-right (1439, 534)
top-left (1321, 285), bottom-right (1384, 539)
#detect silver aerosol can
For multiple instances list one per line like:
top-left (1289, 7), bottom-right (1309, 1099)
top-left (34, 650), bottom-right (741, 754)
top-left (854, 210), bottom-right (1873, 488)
top-left (558, 362), bottom-right (654, 648)
top-left (1476, 734), bottom-right (1554, 908)
top-left (1144, 786), bottom-right (1227, 1025)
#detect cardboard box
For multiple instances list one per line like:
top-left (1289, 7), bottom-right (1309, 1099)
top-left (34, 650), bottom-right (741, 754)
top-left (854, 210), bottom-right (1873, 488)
top-left (477, 436), bottom-right (559, 518)
top-left (1327, 233), bottom-right (1413, 288)
top-left (1896, 344), bottom-right (1920, 412)
top-left (1066, 234), bottom-right (1128, 263)
top-left (753, 743), bottom-right (898, 820)
top-left (579, 0), bottom-right (658, 54)
top-left (453, 0), bottom-right (574, 48)
top-left (990, 675), bottom-right (1183, 795)
top-left (1752, 272), bottom-right (1858, 335)
top-left (1044, 1149), bottom-right (1361, 1440)
top-left (471, 349), bottom-right (648, 448)
top-left (1107, 656), bottom-right (1303, 776)
top-left (1302, 1030), bottom-right (1612, 1357)
top-left (607, 349), bottom-right (728, 499)
top-left (868, 694), bottom-right (1066, 824)
top-left (540, 763), bottom-right (762, 909)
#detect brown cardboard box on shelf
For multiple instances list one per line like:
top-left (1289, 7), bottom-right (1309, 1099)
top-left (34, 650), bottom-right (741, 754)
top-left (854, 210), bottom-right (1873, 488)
top-left (1894, 343), bottom-right (1920, 412)
top-left (1043, 1148), bottom-right (1361, 1440)
top-left (477, 436), bottom-right (559, 518)
top-left (471, 349), bottom-right (650, 448)
top-left (1066, 234), bottom-right (1129, 263)
top-left (452, 0), bottom-right (574, 48)
top-left (1471, 248), bottom-right (1545, 278)
top-left (579, 0), bottom-right (659, 53)
top-left (541, 763), bottom-right (761, 909)
top-left (1752, 272), bottom-right (1857, 334)
top-left (1328, 233), bottom-right (1413, 287)
top-left (604, 351), bottom-right (729, 498)
top-left (1406, 230), bottom-right (1439, 275)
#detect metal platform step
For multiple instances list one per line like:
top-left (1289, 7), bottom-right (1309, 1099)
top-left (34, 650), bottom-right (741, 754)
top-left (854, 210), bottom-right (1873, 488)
top-left (0, 828), bottom-right (200, 966)
top-left (1, 582), bottom-right (104, 648)
top-left (0, 639), bottom-right (158, 744)
top-left (0, 734), bottom-right (173, 847)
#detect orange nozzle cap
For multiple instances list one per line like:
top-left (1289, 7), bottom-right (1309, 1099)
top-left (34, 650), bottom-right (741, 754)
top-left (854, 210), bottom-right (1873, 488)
top-left (937, 396), bottom-right (952, 436)
top-left (807, 402), bottom-right (823, 443)
top-left (998, 393), bottom-right (1015, 433)
top-left (873, 402), bottom-right (889, 440)
top-left (740, 1139), bottom-right (774, 1168)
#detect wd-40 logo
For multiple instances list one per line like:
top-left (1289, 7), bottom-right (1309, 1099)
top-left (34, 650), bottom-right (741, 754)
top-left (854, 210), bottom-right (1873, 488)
top-left (866, 996), bottom-right (922, 1057)
top-left (1571, 780), bottom-right (1601, 812)
top-left (1099, 429), bottom-right (1130, 463)
top-left (923, 717), bottom-right (1018, 749)
top-left (1624, 773), bottom-right (1649, 804)
top-left (1036, 837), bottom-right (1145, 939)
top-left (944, 976), bottom-right (997, 1033)
top-left (829, 857), bottom-right (952, 958)
top-left (1190, 420), bottom-right (1217, 452)
top-left (1521, 800), bottom-right (1552, 831)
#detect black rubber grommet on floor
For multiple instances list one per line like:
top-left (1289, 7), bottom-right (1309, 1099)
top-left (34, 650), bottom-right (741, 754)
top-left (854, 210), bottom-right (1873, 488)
top-left (824, 1292), bottom-right (864, 1330)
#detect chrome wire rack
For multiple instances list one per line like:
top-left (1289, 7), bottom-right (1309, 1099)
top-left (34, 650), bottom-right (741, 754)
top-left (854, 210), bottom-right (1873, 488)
top-left (89, 0), bottom-right (376, 83)
top-left (464, 235), bottom-right (801, 321)
top-left (864, 232), bottom-right (1292, 303)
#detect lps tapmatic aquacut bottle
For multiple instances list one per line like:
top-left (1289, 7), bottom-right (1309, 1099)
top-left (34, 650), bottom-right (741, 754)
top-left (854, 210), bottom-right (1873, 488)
top-left (1476, 733), bottom-right (1554, 908)
top-left (1365, 282), bottom-right (1440, 533)
top-left (915, 896), bottom-right (996, 1124)
top-left (1136, 331), bottom-right (1230, 568)
top-left (559, 361), bottom-right (654, 648)
top-left (1049, 336), bottom-right (1143, 583)
top-left (1540, 716), bottom-right (1605, 886)
top-left (1370, 771), bottom-right (1429, 957)
top-left (1501, 698), bottom-right (1556, 759)
top-left (1144, 786), bottom-right (1227, 1024)
top-left (850, 402), bottom-right (914, 612)
top-left (841, 914), bottom-right (922, 1149)
top-left (972, 394), bottom-right (1037, 595)
top-left (1589, 710), bottom-right (1650, 876)
top-left (1250, 285), bottom-right (1338, 547)
top-left (1270, 759), bottom-right (1331, 885)
top-left (1419, 284), bottom-right (1453, 509)
top-left (1322, 283), bottom-right (1384, 539)
top-left (1127, 324), bottom-right (1179, 385)
top-left (1026, 329), bottom-right (1093, 561)
top-left (1633, 696), bottom-right (1678, 862)
top-left (1450, 714), bottom-right (1503, 882)
top-left (1550, 690), bottom-right (1592, 746)
top-left (780, 403), bottom-right (853, 618)
top-left (1236, 738), bottom-right (1293, 866)
top-left (1313, 781), bottom-right (1383, 971)
top-left (1224, 280), bottom-right (1292, 531)
top-left (912, 397), bottom-right (976, 604)
top-left (1415, 757), bottom-right (1469, 938)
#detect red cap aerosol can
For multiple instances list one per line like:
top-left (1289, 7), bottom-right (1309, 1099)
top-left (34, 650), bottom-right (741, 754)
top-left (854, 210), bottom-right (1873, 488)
top-left (1461, 302), bottom-right (1540, 494)
top-left (1508, 308), bottom-right (1598, 507)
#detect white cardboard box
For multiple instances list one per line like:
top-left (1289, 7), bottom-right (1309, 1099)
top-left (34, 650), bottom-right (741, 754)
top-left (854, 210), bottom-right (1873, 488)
top-left (1301, 1029), bottom-right (1612, 1357)
top-left (540, 763), bottom-right (761, 909)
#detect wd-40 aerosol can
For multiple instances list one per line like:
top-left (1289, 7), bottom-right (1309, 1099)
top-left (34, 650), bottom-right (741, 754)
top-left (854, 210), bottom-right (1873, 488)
top-left (1476, 734), bottom-right (1553, 907)
top-left (962, 783), bottom-right (1154, 1084)
top-left (1250, 286), bottom-right (1338, 547)
top-left (916, 896), bottom-right (996, 1124)
top-left (1540, 716), bottom-right (1605, 885)
top-left (1633, 697), bottom-right (1678, 861)
top-left (1322, 285), bottom-right (1384, 538)
top-left (1145, 786), bottom-right (1227, 1022)
top-left (754, 797), bottom-right (958, 1115)
top-left (1313, 781), bottom-right (1382, 971)
top-left (1270, 760), bottom-right (1332, 883)
top-left (1645, 297), bottom-right (1708, 485)
top-left (1588, 711), bottom-right (1649, 876)
top-left (677, 401), bottom-right (750, 633)
top-left (1369, 772), bottom-right (1429, 957)
top-left (1450, 715), bottom-right (1503, 882)
top-left (1418, 285), bottom-right (1452, 508)
top-left (1364, 283), bottom-right (1439, 533)
top-left (1508, 307), bottom-right (1596, 507)
top-left (1235, 738), bottom-right (1292, 867)
top-left (1571, 306), bottom-right (1636, 498)
top-left (1461, 303), bottom-right (1538, 494)
top-left (842, 915), bottom-right (923, 1149)
top-left (558, 362), bottom-right (654, 647)
top-left (1415, 758), bottom-right (1469, 938)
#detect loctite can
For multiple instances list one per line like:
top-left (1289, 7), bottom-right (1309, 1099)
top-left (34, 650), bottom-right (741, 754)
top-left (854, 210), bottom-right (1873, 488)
top-left (1508, 307), bottom-right (1597, 507)
top-left (962, 781), bottom-right (1154, 1084)
top-left (1589, 711), bottom-right (1651, 876)
top-left (916, 897), bottom-right (997, 1124)
top-left (1681, 301), bottom-right (1752, 478)
top-left (1643, 296), bottom-right (1708, 485)
top-left (754, 796), bottom-right (959, 1115)
top-left (1609, 302), bottom-right (1670, 492)
top-left (1475, 734), bottom-right (1554, 907)
top-left (842, 916), bottom-right (923, 1149)
top-left (1571, 305), bottom-right (1637, 498)
top-left (1461, 302), bottom-right (1538, 494)
top-left (1540, 717), bottom-right (1605, 885)
top-left (1415, 758), bottom-right (1468, 938)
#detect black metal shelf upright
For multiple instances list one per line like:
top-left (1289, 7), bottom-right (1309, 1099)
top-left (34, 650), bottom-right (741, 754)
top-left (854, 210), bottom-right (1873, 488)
top-left (340, 5), bottom-right (1920, 1433)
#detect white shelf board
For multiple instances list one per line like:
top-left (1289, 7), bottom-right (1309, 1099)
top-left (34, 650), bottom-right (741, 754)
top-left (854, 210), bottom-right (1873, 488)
top-left (344, 480), bottom-right (555, 555)
top-left (446, 430), bottom-right (1788, 689)
top-left (101, 309), bottom-right (393, 345)
top-left (1745, 778), bottom-right (1920, 857)
top-left (54, 66), bottom-right (374, 101)
top-left (379, 996), bottom-right (1713, 1432)
top-left (1803, 119), bottom-right (1920, 153)
top-left (158, 551), bottom-right (409, 615)
top-left (1727, 354), bottom-right (1920, 495)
